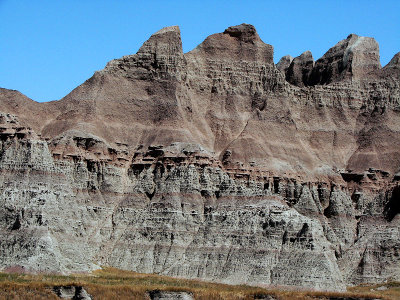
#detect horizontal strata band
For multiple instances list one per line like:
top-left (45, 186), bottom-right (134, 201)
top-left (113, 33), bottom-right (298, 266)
top-left (0, 24), bottom-right (399, 292)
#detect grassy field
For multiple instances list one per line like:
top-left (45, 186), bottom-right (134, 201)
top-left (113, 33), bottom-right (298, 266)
top-left (0, 267), bottom-right (398, 299)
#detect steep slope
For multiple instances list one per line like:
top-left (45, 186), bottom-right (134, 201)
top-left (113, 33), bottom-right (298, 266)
top-left (0, 24), bottom-right (399, 291)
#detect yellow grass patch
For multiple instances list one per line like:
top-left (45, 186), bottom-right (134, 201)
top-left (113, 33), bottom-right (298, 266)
top-left (0, 267), bottom-right (396, 299)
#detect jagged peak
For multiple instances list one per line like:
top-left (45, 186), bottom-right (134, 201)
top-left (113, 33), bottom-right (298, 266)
top-left (98, 27), bottom-right (392, 86)
top-left (384, 52), bottom-right (400, 68)
top-left (276, 55), bottom-right (294, 74)
top-left (299, 50), bottom-right (313, 60)
top-left (223, 23), bottom-right (260, 42)
top-left (102, 25), bottom-right (184, 80)
top-left (136, 25), bottom-right (183, 55)
top-left (346, 33), bottom-right (359, 39)
top-left (343, 35), bottom-right (380, 67)
top-left (188, 23), bottom-right (274, 64)
top-left (320, 33), bottom-right (379, 62)
top-left (379, 52), bottom-right (400, 78)
top-left (278, 54), bottom-right (294, 62)
top-left (308, 33), bottom-right (381, 85)
top-left (153, 25), bottom-right (180, 35)
top-left (285, 50), bottom-right (315, 87)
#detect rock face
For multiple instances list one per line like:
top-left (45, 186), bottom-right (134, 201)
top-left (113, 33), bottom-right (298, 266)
top-left (104, 26), bottom-right (185, 81)
top-left (280, 34), bottom-right (381, 87)
top-left (0, 24), bottom-right (399, 292)
top-left (285, 51), bottom-right (314, 87)
top-left (380, 52), bottom-right (400, 78)
top-left (309, 34), bottom-right (381, 85)
top-left (276, 55), bottom-right (293, 74)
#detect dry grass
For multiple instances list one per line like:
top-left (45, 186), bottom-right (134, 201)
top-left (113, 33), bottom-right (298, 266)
top-left (0, 267), bottom-right (397, 299)
top-left (348, 281), bottom-right (400, 300)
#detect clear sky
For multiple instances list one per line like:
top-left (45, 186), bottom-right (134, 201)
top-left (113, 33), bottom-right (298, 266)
top-left (0, 0), bottom-right (399, 102)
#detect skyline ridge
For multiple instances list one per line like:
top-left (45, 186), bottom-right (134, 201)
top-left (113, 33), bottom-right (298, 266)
top-left (1, 0), bottom-right (399, 101)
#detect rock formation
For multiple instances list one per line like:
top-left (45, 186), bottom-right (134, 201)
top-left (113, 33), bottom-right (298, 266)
top-left (285, 51), bottom-right (314, 87)
top-left (0, 24), bottom-right (399, 292)
top-left (148, 290), bottom-right (193, 300)
top-left (276, 54), bottom-right (293, 75)
top-left (308, 34), bottom-right (381, 85)
top-left (53, 286), bottom-right (92, 299)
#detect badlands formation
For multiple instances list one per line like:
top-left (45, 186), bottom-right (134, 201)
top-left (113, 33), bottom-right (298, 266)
top-left (0, 24), bottom-right (399, 291)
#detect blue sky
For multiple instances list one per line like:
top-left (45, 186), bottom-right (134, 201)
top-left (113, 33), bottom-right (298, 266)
top-left (0, 0), bottom-right (399, 102)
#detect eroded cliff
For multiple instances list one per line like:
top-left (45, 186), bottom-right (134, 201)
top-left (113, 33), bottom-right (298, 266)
top-left (0, 24), bottom-right (399, 291)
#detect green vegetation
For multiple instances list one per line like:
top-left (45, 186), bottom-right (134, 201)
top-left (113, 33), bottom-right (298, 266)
top-left (0, 267), bottom-right (397, 299)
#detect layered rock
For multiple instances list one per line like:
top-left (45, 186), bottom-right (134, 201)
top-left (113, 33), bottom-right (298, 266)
top-left (104, 26), bottom-right (186, 81)
top-left (309, 34), bottom-right (381, 85)
top-left (380, 52), bottom-right (400, 78)
top-left (385, 52), bottom-right (400, 69)
top-left (276, 55), bottom-right (293, 74)
top-left (285, 50), bottom-right (314, 87)
top-left (0, 24), bottom-right (399, 292)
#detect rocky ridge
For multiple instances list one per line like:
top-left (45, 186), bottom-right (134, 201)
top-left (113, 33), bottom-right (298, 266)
top-left (0, 24), bottom-right (399, 291)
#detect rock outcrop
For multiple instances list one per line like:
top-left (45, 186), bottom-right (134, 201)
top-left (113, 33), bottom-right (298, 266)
top-left (104, 26), bottom-right (185, 81)
top-left (384, 52), bottom-right (400, 69)
top-left (148, 290), bottom-right (193, 300)
top-left (380, 52), bottom-right (400, 78)
top-left (53, 286), bottom-right (92, 300)
top-left (0, 24), bottom-right (399, 292)
top-left (285, 51), bottom-right (314, 87)
top-left (276, 55), bottom-right (293, 74)
top-left (308, 34), bottom-right (381, 85)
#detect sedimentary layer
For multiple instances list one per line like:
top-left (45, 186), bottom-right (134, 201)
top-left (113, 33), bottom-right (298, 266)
top-left (0, 24), bottom-right (399, 291)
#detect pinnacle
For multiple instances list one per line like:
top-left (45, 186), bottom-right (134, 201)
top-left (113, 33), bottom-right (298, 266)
top-left (223, 23), bottom-right (260, 42)
top-left (153, 25), bottom-right (181, 36)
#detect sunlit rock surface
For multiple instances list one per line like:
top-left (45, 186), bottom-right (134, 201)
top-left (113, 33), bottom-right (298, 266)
top-left (0, 24), bottom-right (399, 292)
